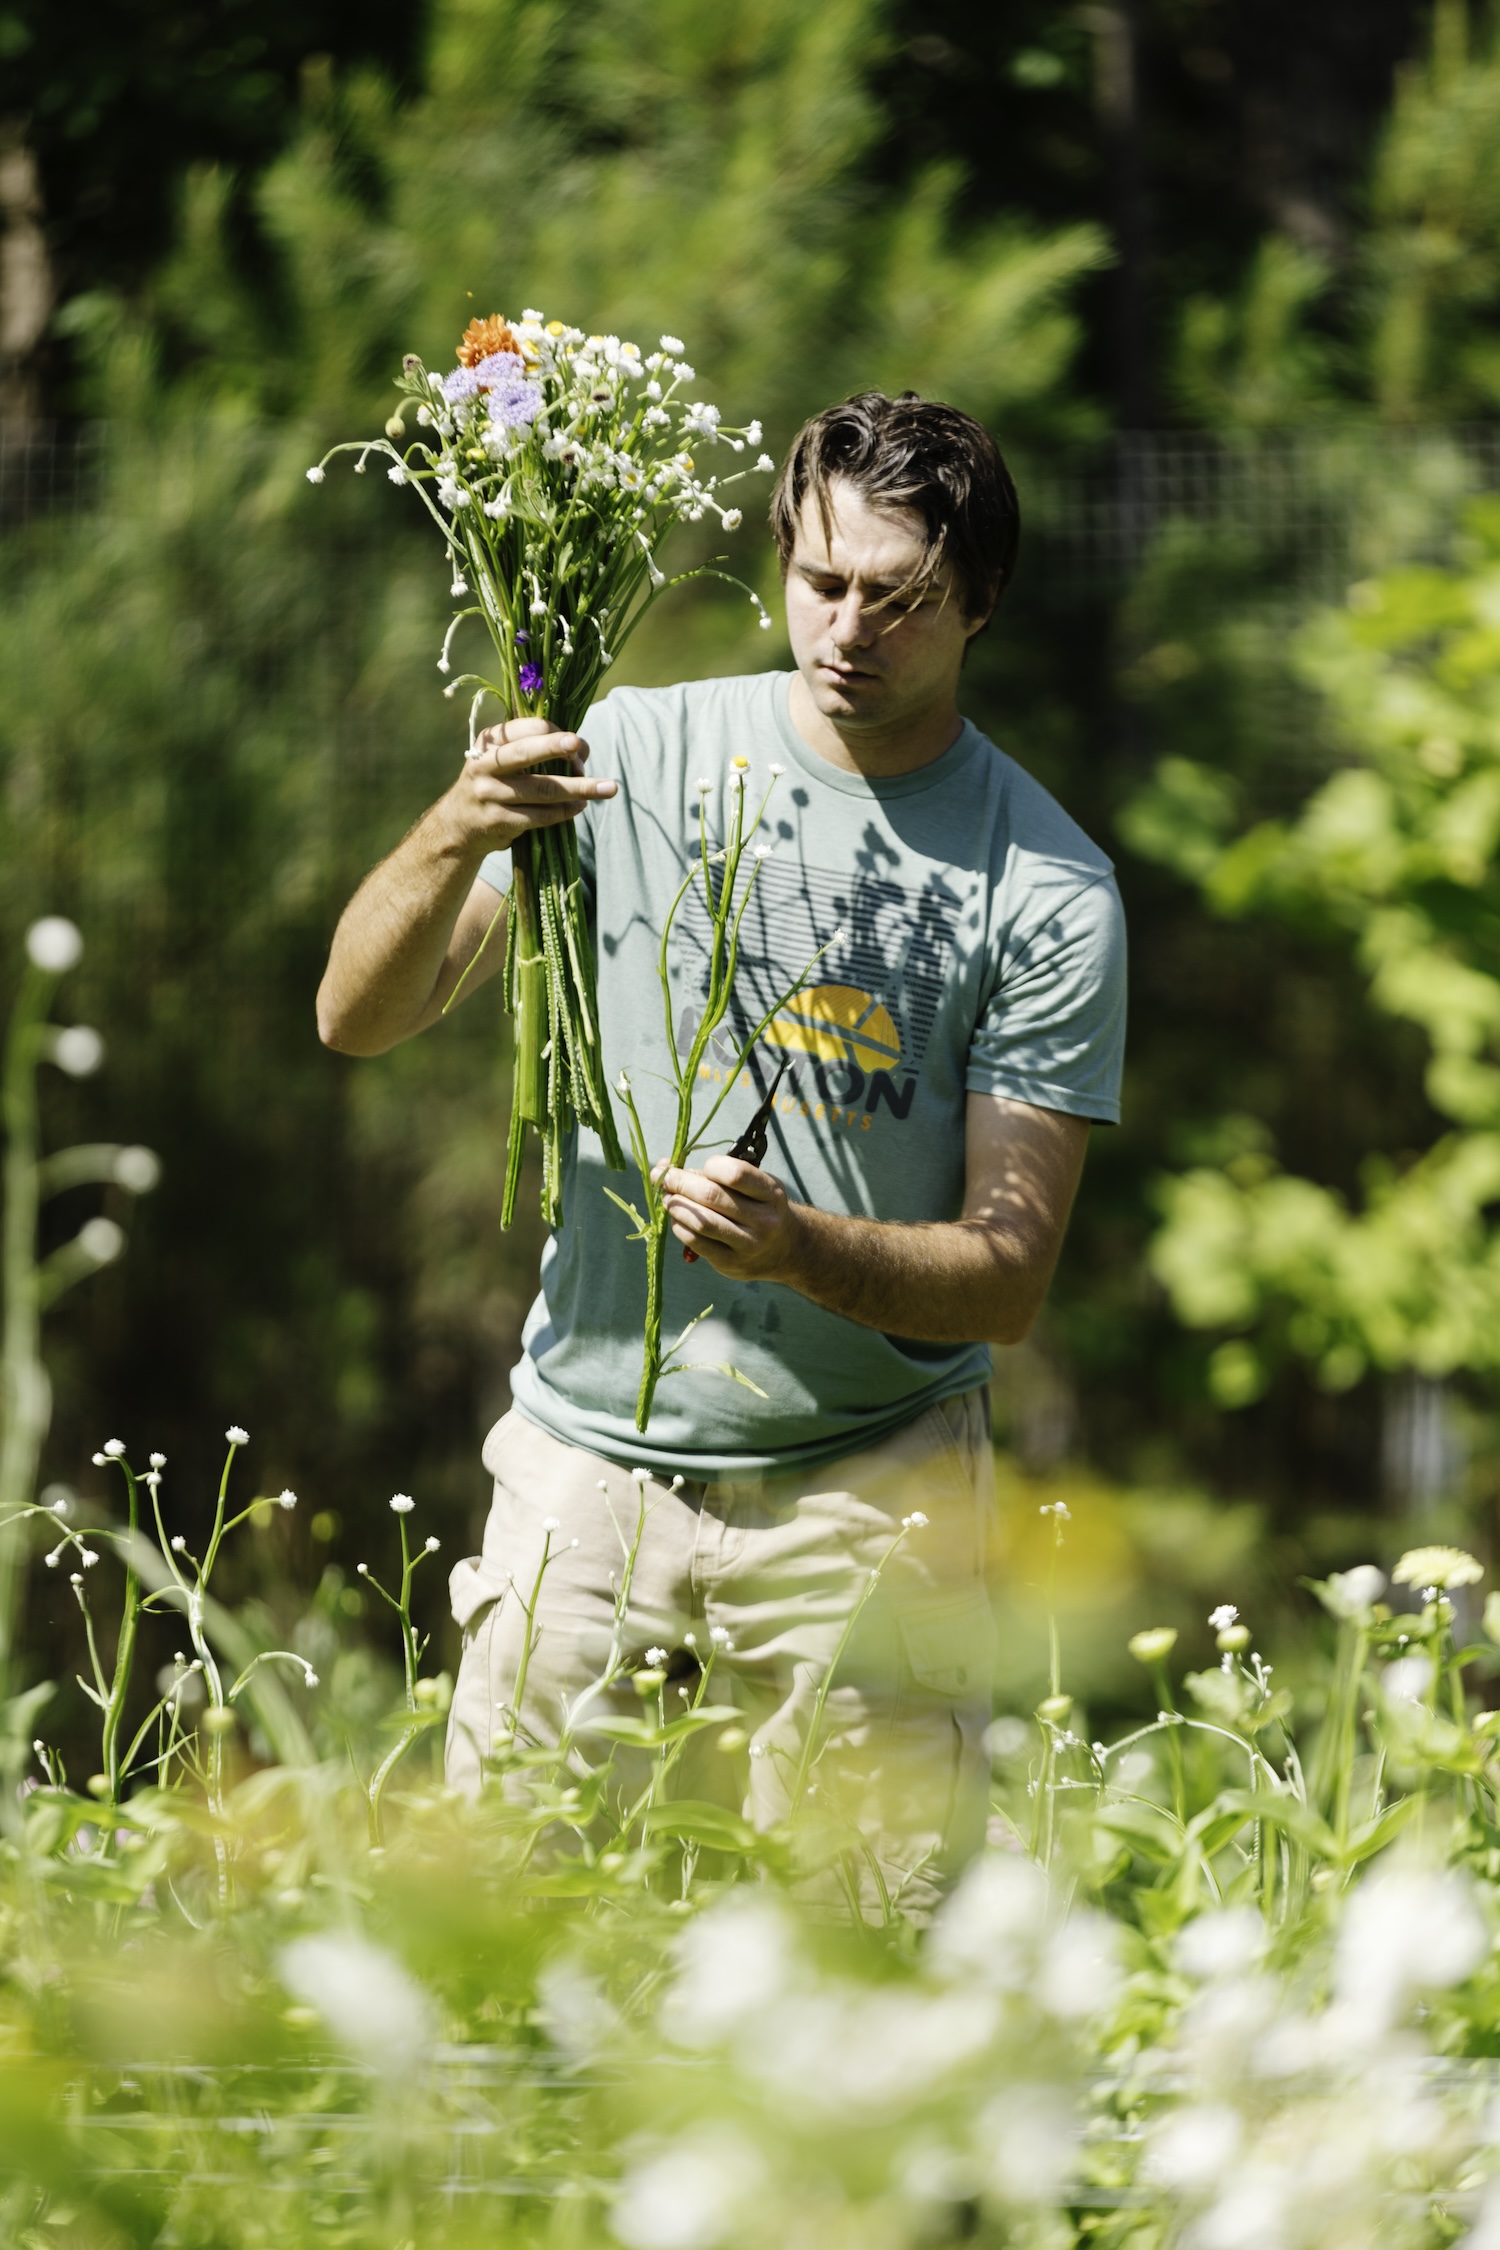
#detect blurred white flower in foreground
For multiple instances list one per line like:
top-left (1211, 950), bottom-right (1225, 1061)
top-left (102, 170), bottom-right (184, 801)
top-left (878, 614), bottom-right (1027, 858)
top-left (1320, 1562), bottom-right (1387, 1620)
top-left (1381, 1652), bottom-right (1434, 1705)
top-left (1146, 2102), bottom-right (1242, 2190)
top-left (976, 2084), bottom-right (1080, 2205)
top-left (279, 1933), bottom-right (433, 2077)
top-left (536, 1958), bottom-right (621, 2066)
top-left (1334, 1863), bottom-right (1486, 2036)
top-left (1177, 1907), bottom-right (1264, 1982)
top-left (612, 2127), bottom-right (765, 2250)
top-left (661, 1892), bottom-right (791, 2047)
top-left (930, 1850), bottom-right (1049, 1990)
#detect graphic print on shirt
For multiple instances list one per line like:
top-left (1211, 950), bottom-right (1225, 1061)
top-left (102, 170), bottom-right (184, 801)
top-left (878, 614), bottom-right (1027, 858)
top-left (675, 855), bottom-right (966, 1132)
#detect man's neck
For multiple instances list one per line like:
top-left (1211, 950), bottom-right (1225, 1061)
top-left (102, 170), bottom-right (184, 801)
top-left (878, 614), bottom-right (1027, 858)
top-left (786, 673), bottom-right (965, 778)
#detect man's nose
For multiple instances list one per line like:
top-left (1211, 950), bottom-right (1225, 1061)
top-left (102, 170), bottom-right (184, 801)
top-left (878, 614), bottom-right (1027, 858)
top-left (830, 592), bottom-right (874, 650)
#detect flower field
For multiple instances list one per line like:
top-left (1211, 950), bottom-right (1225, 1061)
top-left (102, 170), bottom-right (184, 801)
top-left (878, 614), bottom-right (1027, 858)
top-left (6, 1408), bottom-right (1500, 2245)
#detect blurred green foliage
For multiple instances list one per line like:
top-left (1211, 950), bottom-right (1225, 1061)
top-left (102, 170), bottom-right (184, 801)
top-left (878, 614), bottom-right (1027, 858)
top-left (1144, 500), bottom-right (1500, 1396)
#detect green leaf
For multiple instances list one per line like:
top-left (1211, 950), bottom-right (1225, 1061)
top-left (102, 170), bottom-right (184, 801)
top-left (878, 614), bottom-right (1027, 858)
top-left (661, 1358), bottom-right (770, 1398)
top-left (583, 1704), bottom-right (742, 1750)
top-left (1343, 1793), bottom-right (1420, 1865)
top-left (1094, 1797), bottom-right (1183, 1863)
top-left (640, 1801), bottom-right (758, 1851)
top-left (602, 1185), bottom-right (648, 1236)
top-left (1211, 1788), bottom-right (1338, 1858)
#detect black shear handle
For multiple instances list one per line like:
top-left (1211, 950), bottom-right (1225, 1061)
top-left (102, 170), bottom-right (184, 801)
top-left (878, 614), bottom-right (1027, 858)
top-left (683, 1060), bottom-right (789, 1263)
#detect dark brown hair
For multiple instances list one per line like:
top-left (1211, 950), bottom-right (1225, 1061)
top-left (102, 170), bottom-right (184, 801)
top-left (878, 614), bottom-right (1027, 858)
top-left (769, 390), bottom-right (1020, 620)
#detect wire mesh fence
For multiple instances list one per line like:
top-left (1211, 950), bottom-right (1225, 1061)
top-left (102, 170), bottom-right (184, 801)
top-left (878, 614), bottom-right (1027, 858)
top-left (9, 415), bottom-right (1500, 593)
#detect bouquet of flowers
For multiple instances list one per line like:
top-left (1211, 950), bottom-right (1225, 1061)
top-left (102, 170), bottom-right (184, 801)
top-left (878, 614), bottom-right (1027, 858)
top-left (309, 311), bottom-right (773, 1226)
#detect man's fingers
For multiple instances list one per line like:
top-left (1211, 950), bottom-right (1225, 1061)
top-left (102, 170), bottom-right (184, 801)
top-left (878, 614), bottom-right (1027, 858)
top-left (663, 1194), bottom-right (754, 1252)
top-left (700, 1156), bottom-right (780, 1201)
top-left (470, 721), bottom-right (600, 777)
top-left (657, 1165), bottom-right (742, 1218)
top-left (473, 769), bottom-right (612, 807)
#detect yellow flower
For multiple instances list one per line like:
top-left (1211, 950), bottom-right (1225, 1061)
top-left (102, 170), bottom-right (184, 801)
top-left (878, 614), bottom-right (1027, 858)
top-left (1128, 1627), bottom-right (1178, 1665)
top-left (547, 320), bottom-right (565, 335)
top-left (732, 756), bottom-right (750, 770)
top-left (1392, 1545), bottom-right (1484, 1591)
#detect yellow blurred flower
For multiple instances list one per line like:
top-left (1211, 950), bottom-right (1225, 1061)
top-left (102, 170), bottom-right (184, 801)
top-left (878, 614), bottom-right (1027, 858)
top-left (1392, 1545), bottom-right (1483, 1591)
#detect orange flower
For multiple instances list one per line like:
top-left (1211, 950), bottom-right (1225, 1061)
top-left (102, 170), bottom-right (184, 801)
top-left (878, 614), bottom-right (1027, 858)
top-left (457, 315), bottom-right (519, 367)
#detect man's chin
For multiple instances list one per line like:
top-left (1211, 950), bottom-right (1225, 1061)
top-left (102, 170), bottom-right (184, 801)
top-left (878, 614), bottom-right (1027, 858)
top-left (811, 670), bottom-right (887, 718)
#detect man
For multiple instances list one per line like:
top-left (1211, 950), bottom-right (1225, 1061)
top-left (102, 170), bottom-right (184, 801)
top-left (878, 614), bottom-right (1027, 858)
top-left (317, 392), bottom-right (1126, 1905)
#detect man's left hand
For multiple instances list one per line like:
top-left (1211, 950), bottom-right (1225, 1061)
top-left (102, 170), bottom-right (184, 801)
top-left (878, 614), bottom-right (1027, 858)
top-left (654, 1156), bottom-right (801, 1280)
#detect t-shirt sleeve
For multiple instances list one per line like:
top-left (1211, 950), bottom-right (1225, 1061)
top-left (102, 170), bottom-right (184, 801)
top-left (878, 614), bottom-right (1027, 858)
top-left (474, 697), bottom-right (617, 896)
top-left (966, 872), bottom-right (1127, 1124)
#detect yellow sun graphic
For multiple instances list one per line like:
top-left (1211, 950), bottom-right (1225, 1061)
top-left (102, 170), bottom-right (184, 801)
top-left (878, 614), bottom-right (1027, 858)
top-left (771, 985), bottom-right (901, 1074)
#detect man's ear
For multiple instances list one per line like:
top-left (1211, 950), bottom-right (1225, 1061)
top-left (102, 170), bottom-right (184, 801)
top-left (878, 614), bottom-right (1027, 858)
top-left (963, 578), bottom-right (1004, 640)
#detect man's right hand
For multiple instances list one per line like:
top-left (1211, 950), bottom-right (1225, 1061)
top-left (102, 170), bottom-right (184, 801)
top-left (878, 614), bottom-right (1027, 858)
top-left (439, 716), bottom-right (618, 857)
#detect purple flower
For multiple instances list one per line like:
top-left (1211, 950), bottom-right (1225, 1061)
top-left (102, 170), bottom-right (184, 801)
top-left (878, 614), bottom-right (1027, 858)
top-left (518, 663), bottom-right (544, 697)
top-left (439, 350), bottom-right (541, 434)
top-left (515, 629), bottom-right (530, 645)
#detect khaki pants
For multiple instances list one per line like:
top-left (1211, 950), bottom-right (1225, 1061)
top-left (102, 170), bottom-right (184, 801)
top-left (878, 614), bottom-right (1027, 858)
top-left (446, 1394), bottom-right (998, 1912)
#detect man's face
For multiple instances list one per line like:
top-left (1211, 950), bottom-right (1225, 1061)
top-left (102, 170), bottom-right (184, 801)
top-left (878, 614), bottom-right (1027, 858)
top-left (784, 478), bottom-right (988, 734)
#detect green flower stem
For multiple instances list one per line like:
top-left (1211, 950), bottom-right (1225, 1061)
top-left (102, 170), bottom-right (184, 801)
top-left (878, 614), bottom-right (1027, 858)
top-left (788, 1520), bottom-right (916, 1818)
top-left (98, 1463), bottom-right (141, 1804)
top-left (0, 960), bottom-right (54, 1698)
top-left (1149, 1660), bottom-right (1187, 1826)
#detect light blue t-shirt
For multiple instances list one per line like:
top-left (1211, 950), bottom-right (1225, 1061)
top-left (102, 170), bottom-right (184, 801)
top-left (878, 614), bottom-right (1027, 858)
top-left (479, 671), bottom-right (1126, 1477)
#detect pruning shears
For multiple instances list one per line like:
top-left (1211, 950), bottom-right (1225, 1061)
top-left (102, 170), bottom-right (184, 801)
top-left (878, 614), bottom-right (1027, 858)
top-left (682, 1060), bottom-right (789, 1263)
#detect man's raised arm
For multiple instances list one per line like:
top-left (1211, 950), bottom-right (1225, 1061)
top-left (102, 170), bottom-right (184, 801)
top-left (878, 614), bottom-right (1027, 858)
top-left (315, 717), bottom-right (615, 1056)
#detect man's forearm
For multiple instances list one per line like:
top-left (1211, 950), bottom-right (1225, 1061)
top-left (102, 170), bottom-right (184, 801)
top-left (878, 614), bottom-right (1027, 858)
top-left (776, 1203), bottom-right (1051, 1347)
top-left (317, 804), bottom-right (487, 1055)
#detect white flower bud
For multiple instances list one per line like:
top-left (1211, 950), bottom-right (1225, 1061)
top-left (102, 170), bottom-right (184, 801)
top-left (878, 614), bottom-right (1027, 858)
top-left (390, 1495), bottom-right (415, 1514)
top-left (305, 465), bottom-right (326, 484)
top-left (113, 1146), bottom-right (160, 1194)
top-left (278, 1489), bottom-right (298, 1511)
top-left (225, 1426), bottom-right (249, 1446)
top-left (26, 918), bottom-right (83, 973)
top-left (79, 1217), bottom-right (124, 1265)
top-left (53, 1025), bottom-right (104, 1077)
top-left (149, 1453), bottom-right (166, 1470)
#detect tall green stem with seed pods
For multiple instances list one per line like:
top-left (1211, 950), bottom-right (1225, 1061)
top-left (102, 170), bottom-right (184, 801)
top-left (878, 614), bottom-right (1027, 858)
top-left (606, 762), bottom-right (834, 1433)
top-left (309, 312), bottom-right (774, 1228)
